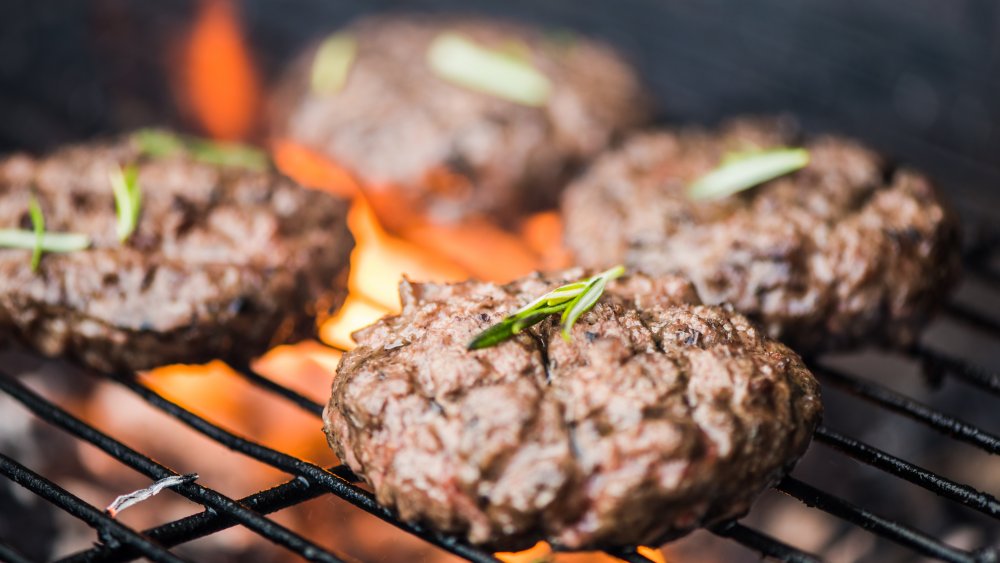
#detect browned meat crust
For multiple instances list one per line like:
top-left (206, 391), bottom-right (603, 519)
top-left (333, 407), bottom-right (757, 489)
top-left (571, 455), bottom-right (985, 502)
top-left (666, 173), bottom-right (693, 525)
top-left (324, 270), bottom-right (821, 549)
top-left (0, 134), bottom-right (353, 372)
top-left (561, 117), bottom-right (961, 355)
top-left (270, 14), bottom-right (651, 223)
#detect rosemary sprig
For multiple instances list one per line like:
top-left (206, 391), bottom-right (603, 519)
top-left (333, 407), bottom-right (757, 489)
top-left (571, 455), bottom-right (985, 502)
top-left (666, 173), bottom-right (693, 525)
top-left (687, 147), bottom-right (809, 201)
top-left (110, 164), bottom-right (141, 243)
top-left (468, 265), bottom-right (625, 350)
top-left (0, 199), bottom-right (91, 271)
top-left (133, 129), bottom-right (269, 172)
top-left (427, 32), bottom-right (552, 107)
top-left (311, 32), bottom-right (357, 95)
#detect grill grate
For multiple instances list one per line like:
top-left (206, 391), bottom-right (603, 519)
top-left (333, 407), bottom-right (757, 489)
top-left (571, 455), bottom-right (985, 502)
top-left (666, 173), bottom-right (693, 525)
top-left (2, 244), bottom-right (999, 563)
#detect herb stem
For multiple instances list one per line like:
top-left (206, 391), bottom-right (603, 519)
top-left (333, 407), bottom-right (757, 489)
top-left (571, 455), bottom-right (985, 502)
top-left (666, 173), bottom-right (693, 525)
top-left (468, 265), bottom-right (625, 350)
top-left (110, 164), bottom-right (141, 243)
top-left (0, 230), bottom-right (92, 252)
top-left (28, 198), bottom-right (44, 271)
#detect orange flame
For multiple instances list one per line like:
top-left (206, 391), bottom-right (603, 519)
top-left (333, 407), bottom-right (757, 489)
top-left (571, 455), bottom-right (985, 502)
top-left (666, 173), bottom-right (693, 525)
top-left (182, 0), bottom-right (259, 139)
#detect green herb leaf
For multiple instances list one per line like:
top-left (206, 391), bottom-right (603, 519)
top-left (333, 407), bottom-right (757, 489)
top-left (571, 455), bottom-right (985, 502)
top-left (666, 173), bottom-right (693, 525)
top-left (428, 32), bottom-right (552, 107)
top-left (311, 32), bottom-right (357, 95)
top-left (133, 129), bottom-right (269, 172)
top-left (133, 129), bottom-right (186, 158)
top-left (28, 197), bottom-right (44, 271)
top-left (110, 164), bottom-right (141, 243)
top-left (687, 148), bottom-right (810, 201)
top-left (185, 138), bottom-right (269, 171)
top-left (467, 318), bottom-right (518, 350)
top-left (560, 277), bottom-right (607, 341)
top-left (467, 265), bottom-right (625, 350)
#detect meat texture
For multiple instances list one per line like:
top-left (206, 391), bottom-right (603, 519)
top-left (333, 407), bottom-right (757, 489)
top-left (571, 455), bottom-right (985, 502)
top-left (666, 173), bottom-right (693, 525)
top-left (562, 117), bottom-right (960, 354)
top-left (271, 14), bottom-right (651, 223)
top-left (325, 270), bottom-right (821, 549)
top-left (0, 132), bottom-right (353, 372)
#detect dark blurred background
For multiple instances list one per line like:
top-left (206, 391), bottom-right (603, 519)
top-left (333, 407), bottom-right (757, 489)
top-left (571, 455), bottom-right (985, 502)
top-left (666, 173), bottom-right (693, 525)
top-left (2, 0), bottom-right (999, 218)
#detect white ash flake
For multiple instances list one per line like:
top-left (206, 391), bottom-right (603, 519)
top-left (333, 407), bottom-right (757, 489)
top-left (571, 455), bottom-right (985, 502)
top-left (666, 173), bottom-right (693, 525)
top-left (105, 473), bottom-right (198, 517)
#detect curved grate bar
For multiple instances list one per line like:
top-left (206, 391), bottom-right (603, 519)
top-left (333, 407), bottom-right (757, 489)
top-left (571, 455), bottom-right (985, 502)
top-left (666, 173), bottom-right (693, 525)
top-left (0, 373), bottom-right (347, 563)
top-left (0, 453), bottom-right (188, 563)
top-left (776, 477), bottom-right (982, 563)
top-left (817, 367), bottom-right (1000, 454)
top-left (815, 426), bottom-right (1000, 517)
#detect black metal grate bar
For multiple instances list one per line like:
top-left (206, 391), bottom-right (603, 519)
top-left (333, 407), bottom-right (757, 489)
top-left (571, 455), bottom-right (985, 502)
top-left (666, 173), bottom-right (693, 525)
top-left (0, 453), bottom-right (188, 563)
top-left (816, 367), bottom-right (1000, 454)
top-left (0, 373), bottom-right (347, 563)
top-left (229, 361), bottom-right (325, 417)
top-left (105, 372), bottom-right (503, 563)
top-left (776, 477), bottom-right (982, 563)
top-left (63, 470), bottom-right (338, 563)
top-left (0, 541), bottom-right (35, 563)
top-left (944, 303), bottom-right (1000, 337)
top-left (814, 426), bottom-right (1000, 518)
top-left (710, 522), bottom-right (821, 563)
top-left (596, 548), bottom-right (656, 563)
top-left (915, 345), bottom-right (1000, 396)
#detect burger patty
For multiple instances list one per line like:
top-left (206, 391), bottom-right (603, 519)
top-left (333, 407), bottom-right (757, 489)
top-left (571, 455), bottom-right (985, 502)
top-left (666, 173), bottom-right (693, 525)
top-left (270, 14), bottom-right (651, 223)
top-left (561, 118), bottom-right (961, 355)
top-left (325, 270), bottom-right (821, 549)
top-left (0, 132), bottom-right (353, 372)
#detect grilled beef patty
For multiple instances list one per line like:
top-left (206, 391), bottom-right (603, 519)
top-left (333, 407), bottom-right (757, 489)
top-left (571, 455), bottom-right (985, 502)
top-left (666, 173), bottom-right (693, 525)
top-left (271, 14), bottom-right (651, 223)
top-left (0, 133), bottom-right (353, 372)
top-left (325, 270), bottom-right (821, 549)
top-left (562, 118), bottom-right (960, 355)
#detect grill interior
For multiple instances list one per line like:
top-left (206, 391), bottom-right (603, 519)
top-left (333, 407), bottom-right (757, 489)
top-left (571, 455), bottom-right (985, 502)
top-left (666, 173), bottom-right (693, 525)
top-left (1, 239), bottom-right (999, 562)
top-left (2, 1), bottom-right (1000, 562)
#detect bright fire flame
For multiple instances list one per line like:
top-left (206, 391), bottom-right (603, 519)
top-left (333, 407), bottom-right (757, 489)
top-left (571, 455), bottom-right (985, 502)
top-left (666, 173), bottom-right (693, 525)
top-left (157, 4), bottom-right (668, 561)
top-left (181, 0), bottom-right (259, 139)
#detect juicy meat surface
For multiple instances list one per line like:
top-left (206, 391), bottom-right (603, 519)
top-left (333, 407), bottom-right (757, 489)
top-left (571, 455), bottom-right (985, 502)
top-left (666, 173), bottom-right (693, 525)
top-left (325, 270), bottom-right (821, 549)
top-left (561, 117), bottom-right (961, 355)
top-left (270, 14), bottom-right (651, 224)
top-left (0, 133), bottom-right (353, 372)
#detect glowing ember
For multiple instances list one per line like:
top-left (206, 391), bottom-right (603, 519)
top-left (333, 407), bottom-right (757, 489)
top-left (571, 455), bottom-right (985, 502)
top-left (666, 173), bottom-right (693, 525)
top-left (181, 0), bottom-right (259, 139)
